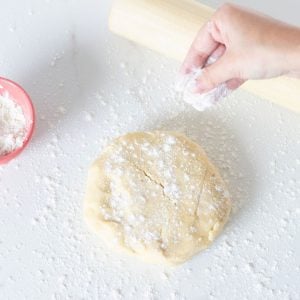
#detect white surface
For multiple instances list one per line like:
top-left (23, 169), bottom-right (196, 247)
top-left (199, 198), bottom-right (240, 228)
top-left (0, 1), bottom-right (299, 299)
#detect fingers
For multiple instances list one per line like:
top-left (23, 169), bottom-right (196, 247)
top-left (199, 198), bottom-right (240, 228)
top-left (226, 78), bottom-right (245, 90)
top-left (180, 46), bottom-right (210, 74)
top-left (210, 44), bottom-right (226, 60)
top-left (180, 18), bottom-right (243, 92)
top-left (180, 21), bottom-right (219, 74)
top-left (194, 53), bottom-right (237, 92)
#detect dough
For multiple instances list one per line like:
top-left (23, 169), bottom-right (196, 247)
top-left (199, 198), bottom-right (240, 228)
top-left (84, 131), bottom-right (231, 265)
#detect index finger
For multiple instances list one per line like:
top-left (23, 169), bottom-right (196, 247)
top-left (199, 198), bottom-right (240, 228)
top-left (180, 21), bottom-right (220, 74)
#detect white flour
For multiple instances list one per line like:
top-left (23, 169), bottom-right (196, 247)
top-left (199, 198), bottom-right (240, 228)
top-left (0, 9), bottom-right (299, 299)
top-left (0, 92), bottom-right (27, 156)
top-left (175, 57), bottom-right (231, 111)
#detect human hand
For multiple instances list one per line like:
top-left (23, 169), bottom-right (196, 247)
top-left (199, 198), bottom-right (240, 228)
top-left (181, 3), bottom-right (300, 93)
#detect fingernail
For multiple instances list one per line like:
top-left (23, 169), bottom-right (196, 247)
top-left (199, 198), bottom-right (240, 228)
top-left (179, 64), bottom-right (192, 75)
top-left (206, 56), bottom-right (217, 65)
top-left (192, 85), bottom-right (207, 94)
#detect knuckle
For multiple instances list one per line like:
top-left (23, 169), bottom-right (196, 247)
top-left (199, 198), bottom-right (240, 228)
top-left (235, 67), bottom-right (245, 81)
top-left (233, 59), bottom-right (246, 79)
top-left (215, 3), bottom-right (237, 20)
top-left (219, 3), bottom-right (235, 14)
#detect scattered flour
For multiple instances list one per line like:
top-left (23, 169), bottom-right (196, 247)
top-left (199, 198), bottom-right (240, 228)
top-left (0, 32), bottom-right (299, 300)
top-left (0, 92), bottom-right (27, 156)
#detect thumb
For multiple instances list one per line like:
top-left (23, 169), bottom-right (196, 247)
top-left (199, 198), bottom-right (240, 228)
top-left (195, 53), bottom-right (238, 93)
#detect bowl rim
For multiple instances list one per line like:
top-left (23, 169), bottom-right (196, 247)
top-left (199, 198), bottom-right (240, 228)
top-left (0, 77), bottom-right (35, 164)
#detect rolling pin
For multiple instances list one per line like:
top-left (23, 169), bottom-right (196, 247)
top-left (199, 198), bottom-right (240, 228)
top-left (109, 0), bottom-right (300, 113)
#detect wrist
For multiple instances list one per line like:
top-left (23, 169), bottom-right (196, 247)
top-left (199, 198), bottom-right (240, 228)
top-left (292, 36), bottom-right (300, 74)
top-left (283, 27), bottom-right (300, 75)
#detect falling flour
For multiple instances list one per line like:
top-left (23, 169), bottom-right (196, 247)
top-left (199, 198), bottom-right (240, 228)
top-left (175, 57), bottom-right (231, 111)
top-left (0, 92), bottom-right (27, 156)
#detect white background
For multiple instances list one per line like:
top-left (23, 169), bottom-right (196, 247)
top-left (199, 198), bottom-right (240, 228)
top-left (0, 0), bottom-right (299, 299)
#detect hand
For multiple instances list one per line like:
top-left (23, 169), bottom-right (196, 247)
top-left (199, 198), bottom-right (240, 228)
top-left (181, 3), bottom-right (300, 93)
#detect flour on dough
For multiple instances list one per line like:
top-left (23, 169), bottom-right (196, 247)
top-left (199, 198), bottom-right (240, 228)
top-left (84, 131), bottom-right (231, 265)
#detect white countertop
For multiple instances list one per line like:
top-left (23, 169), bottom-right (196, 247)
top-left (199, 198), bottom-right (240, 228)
top-left (0, 1), bottom-right (299, 299)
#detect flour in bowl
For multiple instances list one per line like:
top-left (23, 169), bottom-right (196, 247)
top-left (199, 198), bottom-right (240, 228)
top-left (0, 92), bottom-right (27, 156)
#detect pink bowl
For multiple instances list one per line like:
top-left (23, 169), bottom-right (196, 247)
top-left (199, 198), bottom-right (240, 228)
top-left (0, 77), bottom-right (35, 164)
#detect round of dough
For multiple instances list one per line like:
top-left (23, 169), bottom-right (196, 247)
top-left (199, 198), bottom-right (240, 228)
top-left (84, 131), bottom-right (231, 265)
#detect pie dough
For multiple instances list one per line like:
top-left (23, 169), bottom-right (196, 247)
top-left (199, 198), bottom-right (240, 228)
top-left (84, 131), bottom-right (231, 265)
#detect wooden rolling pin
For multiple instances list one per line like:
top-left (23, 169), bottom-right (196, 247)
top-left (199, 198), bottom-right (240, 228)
top-left (109, 0), bottom-right (300, 113)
